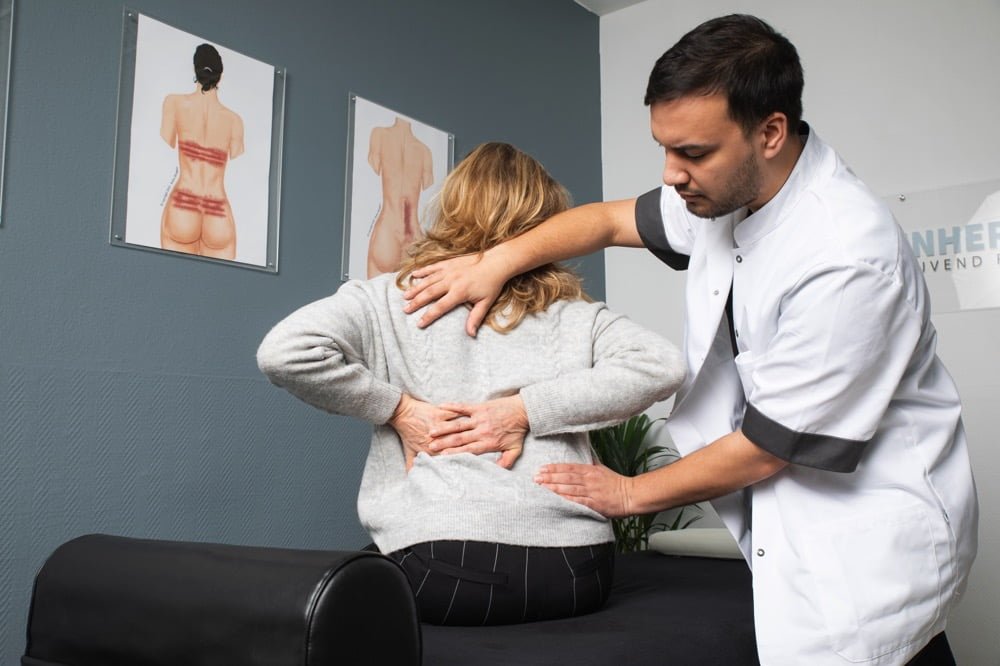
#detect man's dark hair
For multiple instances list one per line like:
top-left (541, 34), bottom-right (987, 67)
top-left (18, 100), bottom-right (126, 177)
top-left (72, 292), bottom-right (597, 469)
top-left (644, 14), bottom-right (803, 134)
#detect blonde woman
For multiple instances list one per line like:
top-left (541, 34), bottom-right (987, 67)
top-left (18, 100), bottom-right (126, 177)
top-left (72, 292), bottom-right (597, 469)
top-left (257, 143), bottom-right (684, 625)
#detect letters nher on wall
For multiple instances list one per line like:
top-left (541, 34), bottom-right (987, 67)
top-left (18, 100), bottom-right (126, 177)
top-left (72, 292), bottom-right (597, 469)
top-left (888, 180), bottom-right (1000, 314)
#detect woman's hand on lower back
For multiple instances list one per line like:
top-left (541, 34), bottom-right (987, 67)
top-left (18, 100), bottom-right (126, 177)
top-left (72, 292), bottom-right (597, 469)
top-left (427, 395), bottom-right (529, 469)
top-left (388, 394), bottom-right (462, 471)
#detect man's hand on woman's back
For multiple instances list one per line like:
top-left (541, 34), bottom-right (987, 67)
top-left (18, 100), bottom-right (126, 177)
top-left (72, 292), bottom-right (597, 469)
top-left (402, 251), bottom-right (510, 336)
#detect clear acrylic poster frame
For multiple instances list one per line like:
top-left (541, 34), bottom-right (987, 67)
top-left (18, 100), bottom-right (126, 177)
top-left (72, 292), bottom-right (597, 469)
top-left (109, 8), bottom-right (285, 273)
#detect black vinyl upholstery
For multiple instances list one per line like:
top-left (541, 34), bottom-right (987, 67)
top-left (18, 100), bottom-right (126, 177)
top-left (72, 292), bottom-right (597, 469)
top-left (422, 550), bottom-right (759, 665)
top-left (22, 536), bottom-right (756, 665)
top-left (22, 534), bottom-right (421, 666)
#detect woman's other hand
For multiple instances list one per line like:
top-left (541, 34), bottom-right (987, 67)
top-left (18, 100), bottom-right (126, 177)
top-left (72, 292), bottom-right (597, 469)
top-left (388, 394), bottom-right (461, 471)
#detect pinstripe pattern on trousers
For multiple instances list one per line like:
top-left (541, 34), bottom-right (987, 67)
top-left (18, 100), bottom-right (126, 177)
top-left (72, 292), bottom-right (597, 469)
top-left (390, 540), bottom-right (615, 626)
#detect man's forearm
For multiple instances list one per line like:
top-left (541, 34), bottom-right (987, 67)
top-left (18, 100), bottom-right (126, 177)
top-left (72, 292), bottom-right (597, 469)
top-left (403, 198), bottom-right (643, 332)
top-left (627, 430), bottom-right (789, 514)
top-left (489, 199), bottom-right (641, 278)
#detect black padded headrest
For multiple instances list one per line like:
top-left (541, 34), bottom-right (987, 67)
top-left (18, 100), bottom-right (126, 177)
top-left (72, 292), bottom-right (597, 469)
top-left (22, 534), bottom-right (421, 666)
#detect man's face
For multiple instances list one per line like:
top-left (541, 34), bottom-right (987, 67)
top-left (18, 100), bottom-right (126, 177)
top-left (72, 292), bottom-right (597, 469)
top-left (650, 94), bottom-right (762, 219)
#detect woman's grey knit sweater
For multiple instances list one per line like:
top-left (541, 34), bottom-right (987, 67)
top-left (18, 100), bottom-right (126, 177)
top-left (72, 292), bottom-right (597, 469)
top-left (257, 274), bottom-right (685, 553)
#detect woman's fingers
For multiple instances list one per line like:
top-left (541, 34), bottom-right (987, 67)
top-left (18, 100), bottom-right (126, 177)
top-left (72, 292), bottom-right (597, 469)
top-left (427, 418), bottom-right (473, 439)
top-left (436, 402), bottom-right (473, 414)
top-left (496, 448), bottom-right (522, 469)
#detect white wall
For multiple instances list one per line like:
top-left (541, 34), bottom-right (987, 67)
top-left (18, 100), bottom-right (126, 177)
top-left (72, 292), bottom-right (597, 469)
top-left (599, 1), bottom-right (1000, 663)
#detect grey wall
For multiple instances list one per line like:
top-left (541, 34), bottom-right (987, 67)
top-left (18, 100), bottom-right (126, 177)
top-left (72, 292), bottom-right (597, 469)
top-left (0, 0), bottom-right (602, 660)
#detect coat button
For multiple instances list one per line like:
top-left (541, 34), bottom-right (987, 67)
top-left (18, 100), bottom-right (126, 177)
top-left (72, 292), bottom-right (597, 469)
top-left (713, 289), bottom-right (719, 296)
top-left (736, 255), bottom-right (743, 263)
top-left (756, 548), bottom-right (765, 557)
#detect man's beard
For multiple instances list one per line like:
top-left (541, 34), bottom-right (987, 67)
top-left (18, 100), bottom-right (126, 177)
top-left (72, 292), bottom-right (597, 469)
top-left (680, 152), bottom-right (761, 219)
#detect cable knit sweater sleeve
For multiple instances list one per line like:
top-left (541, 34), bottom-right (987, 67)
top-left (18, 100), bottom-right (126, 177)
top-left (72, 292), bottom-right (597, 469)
top-left (256, 282), bottom-right (402, 425)
top-left (518, 304), bottom-right (686, 436)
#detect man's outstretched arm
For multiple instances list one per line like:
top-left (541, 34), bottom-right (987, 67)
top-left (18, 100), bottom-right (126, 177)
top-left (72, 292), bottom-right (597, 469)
top-left (535, 429), bottom-right (789, 518)
top-left (402, 198), bottom-right (642, 335)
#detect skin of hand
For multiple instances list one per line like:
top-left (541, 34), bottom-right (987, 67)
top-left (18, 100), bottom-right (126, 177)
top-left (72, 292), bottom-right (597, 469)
top-left (388, 393), bottom-right (462, 471)
top-left (402, 252), bottom-right (511, 336)
top-left (425, 394), bottom-right (529, 470)
top-left (534, 429), bottom-right (789, 517)
top-left (535, 461), bottom-right (636, 518)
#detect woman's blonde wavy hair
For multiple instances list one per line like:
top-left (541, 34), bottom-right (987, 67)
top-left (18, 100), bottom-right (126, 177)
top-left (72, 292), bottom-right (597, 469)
top-left (397, 142), bottom-right (589, 333)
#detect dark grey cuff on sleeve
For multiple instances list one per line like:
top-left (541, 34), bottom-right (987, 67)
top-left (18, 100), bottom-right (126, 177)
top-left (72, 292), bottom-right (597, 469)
top-left (635, 188), bottom-right (689, 271)
top-left (741, 403), bottom-right (868, 473)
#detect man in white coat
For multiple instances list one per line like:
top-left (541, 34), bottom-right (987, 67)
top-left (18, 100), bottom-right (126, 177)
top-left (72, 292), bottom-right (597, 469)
top-left (401, 14), bottom-right (978, 666)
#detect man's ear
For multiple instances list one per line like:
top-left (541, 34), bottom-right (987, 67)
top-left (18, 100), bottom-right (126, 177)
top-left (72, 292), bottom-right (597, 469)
top-left (758, 112), bottom-right (789, 159)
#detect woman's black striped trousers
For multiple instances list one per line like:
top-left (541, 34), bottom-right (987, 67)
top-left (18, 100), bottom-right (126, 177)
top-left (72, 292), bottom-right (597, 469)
top-left (387, 540), bottom-right (615, 626)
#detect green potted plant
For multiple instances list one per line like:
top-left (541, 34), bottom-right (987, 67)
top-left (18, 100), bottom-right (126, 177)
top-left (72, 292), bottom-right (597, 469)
top-left (590, 414), bottom-right (701, 552)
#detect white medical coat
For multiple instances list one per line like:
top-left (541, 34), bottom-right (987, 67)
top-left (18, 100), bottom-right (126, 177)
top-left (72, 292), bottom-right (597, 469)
top-left (636, 126), bottom-right (978, 665)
